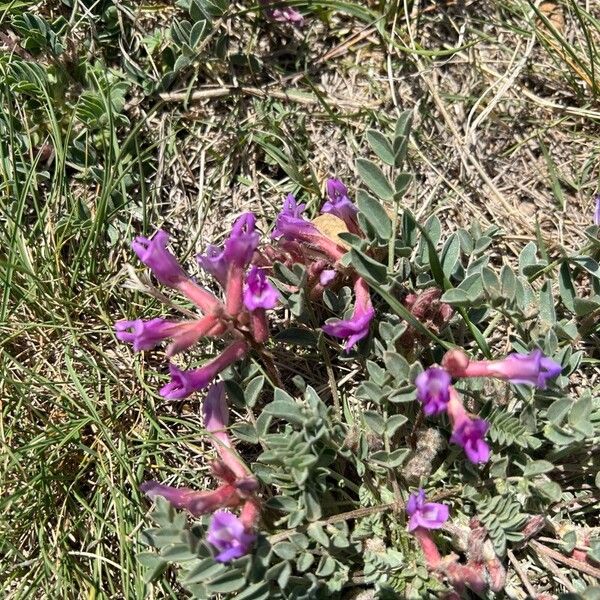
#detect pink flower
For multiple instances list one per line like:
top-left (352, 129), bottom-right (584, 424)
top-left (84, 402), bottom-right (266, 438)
top-left (260, 1), bottom-right (304, 25)
top-left (140, 481), bottom-right (239, 516)
top-left (443, 349), bottom-right (562, 390)
top-left (319, 269), bottom-right (336, 286)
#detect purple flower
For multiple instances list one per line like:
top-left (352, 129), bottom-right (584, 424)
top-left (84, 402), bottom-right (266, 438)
top-left (595, 195), bottom-right (600, 226)
top-left (131, 230), bottom-right (186, 286)
top-left (487, 350), bottom-right (562, 389)
top-left (203, 382), bottom-right (230, 447)
top-left (115, 318), bottom-right (177, 352)
top-left (207, 511), bottom-right (257, 563)
top-left (260, 1), bottom-right (304, 25)
top-left (406, 489), bottom-right (449, 532)
top-left (319, 269), bottom-right (337, 286)
top-left (450, 417), bottom-right (490, 464)
top-left (243, 266), bottom-right (279, 311)
top-left (140, 481), bottom-right (237, 516)
top-left (415, 367), bottom-right (451, 416)
top-left (272, 194), bottom-right (316, 240)
top-left (197, 214), bottom-right (259, 287)
top-left (322, 178), bottom-right (358, 228)
top-left (322, 306), bottom-right (374, 351)
top-left (197, 244), bottom-right (228, 286)
top-left (224, 212), bottom-right (260, 269)
top-left (322, 277), bottom-right (374, 351)
top-left (160, 363), bottom-right (212, 400)
top-left (272, 8), bottom-right (304, 25)
top-left (159, 341), bottom-right (248, 400)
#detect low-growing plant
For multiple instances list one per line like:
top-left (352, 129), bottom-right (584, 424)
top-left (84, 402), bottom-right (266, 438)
top-left (116, 111), bottom-right (600, 599)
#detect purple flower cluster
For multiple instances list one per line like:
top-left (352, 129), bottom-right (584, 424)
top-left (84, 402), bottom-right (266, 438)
top-left (141, 384), bottom-right (259, 563)
top-left (416, 348), bottom-right (561, 464)
top-left (269, 184), bottom-right (375, 351)
top-left (116, 213), bottom-right (279, 400)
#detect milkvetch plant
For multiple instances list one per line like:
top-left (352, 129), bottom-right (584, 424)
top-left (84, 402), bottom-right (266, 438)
top-left (118, 112), bottom-right (599, 599)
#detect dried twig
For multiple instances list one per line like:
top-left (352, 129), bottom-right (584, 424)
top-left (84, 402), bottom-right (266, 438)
top-left (160, 85), bottom-right (375, 110)
top-left (531, 540), bottom-right (600, 580)
top-left (508, 549), bottom-right (538, 598)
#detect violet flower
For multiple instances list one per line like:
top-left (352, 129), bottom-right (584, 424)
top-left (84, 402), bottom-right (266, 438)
top-left (203, 382), bottom-right (230, 447)
top-left (322, 178), bottom-right (358, 230)
top-left (415, 367), bottom-right (451, 416)
top-left (131, 230), bottom-right (186, 286)
top-left (160, 340), bottom-right (248, 400)
top-left (595, 195), bottom-right (600, 226)
top-left (220, 213), bottom-right (260, 315)
top-left (115, 315), bottom-right (223, 357)
top-left (457, 349), bottom-right (562, 390)
top-left (203, 382), bottom-right (253, 480)
top-left (272, 194), bottom-right (346, 262)
top-left (450, 417), bottom-right (490, 464)
top-left (224, 213), bottom-right (260, 269)
top-left (322, 308), bottom-right (374, 351)
top-left (272, 194), bottom-right (313, 240)
top-left (243, 266), bottom-right (279, 311)
top-left (197, 244), bottom-right (228, 287)
top-left (140, 481), bottom-right (238, 516)
top-left (319, 269), bottom-right (336, 286)
top-left (115, 318), bottom-right (178, 352)
top-left (207, 511), bottom-right (257, 563)
top-left (322, 277), bottom-right (374, 351)
top-left (406, 489), bottom-right (449, 531)
top-left (243, 266), bottom-right (278, 343)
